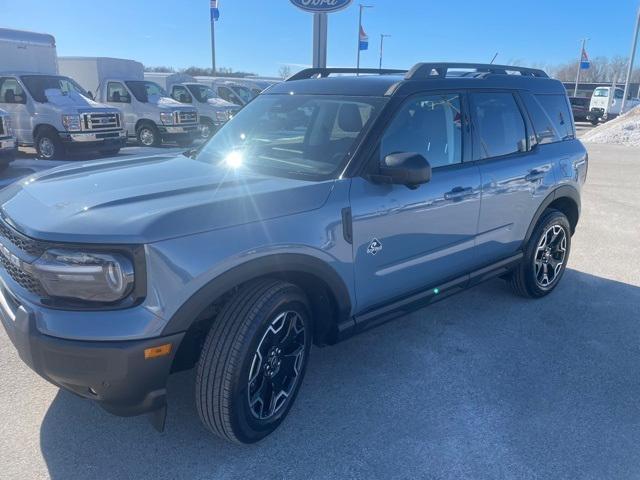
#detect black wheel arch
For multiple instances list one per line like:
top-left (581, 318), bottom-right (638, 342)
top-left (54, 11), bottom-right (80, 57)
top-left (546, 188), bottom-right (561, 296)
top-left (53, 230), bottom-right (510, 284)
top-left (135, 118), bottom-right (159, 131)
top-left (523, 185), bottom-right (580, 247)
top-left (163, 253), bottom-right (352, 348)
top-left (33, 123), bottom-right (58, 139)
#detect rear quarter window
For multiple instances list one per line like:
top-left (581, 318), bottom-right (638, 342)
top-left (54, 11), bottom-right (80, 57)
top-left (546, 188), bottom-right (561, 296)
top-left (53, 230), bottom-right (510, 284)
top-left (535, 94), bottom-right (574, 141)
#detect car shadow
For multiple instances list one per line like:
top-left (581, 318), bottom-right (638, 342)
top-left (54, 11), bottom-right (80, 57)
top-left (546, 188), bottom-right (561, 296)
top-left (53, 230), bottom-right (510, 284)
top-left (39, 269), bottom-right (640, 479)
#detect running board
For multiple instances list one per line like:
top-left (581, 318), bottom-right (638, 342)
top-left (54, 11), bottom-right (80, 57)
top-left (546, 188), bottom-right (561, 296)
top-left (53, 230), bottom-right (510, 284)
top-left (341, 253), bottom-right (523, 339)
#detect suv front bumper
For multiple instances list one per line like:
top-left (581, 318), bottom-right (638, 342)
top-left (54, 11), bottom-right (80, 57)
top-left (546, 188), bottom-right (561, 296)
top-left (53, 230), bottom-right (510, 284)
top-left (0, 281), bottom-right (184, 417)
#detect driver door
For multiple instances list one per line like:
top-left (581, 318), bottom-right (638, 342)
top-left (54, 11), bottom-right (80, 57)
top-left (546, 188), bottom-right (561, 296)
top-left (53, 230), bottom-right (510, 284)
top-left (349, 91), bottom-right (482, 312)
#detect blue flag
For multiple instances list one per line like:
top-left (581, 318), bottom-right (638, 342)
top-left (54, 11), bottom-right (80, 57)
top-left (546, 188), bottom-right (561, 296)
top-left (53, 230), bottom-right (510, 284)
top-left (210, 0), bottom-right (220, 21)
top-left (580, 48), bottom-right (590, 70)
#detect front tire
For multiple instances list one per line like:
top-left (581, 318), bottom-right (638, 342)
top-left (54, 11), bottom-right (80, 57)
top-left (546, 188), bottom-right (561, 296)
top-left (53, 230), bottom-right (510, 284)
top-left (136, 123), bottom-right (160, 147)
top-left (35, 130), bottom-right (65, 160)
top-left (509, 209), bottom-right (571, 298)
top-left (196, 279), bottom-right (312, 444)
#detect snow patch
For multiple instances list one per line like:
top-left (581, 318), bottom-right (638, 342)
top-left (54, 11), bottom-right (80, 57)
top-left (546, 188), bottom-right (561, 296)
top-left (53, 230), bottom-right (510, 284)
top-left (582, 105), bottom-right (640, 147)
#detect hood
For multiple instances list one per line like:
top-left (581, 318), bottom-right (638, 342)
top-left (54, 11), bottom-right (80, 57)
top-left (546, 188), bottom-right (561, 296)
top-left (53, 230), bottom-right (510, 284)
top-left (206, 97), bottom-right (236, 108)
top-left (149, 95), bottom-right (193, 111)
top-left (0, 155), bottom-right (335, 244)
top-left (44, 89), bottom-right (117, 112)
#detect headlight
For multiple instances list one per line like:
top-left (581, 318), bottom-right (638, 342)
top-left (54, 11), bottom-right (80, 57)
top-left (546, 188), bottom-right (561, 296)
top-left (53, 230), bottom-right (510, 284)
top-left (215, 110), bottom-right (230, 122)
top-left (4, 116), bottom-right (13, 135)
top-left (62, 114), bottom-right (82, 131)
top-left (29, 249), bottom-right (134, 303)
top-left (160, 111), bottom-right (175, 125)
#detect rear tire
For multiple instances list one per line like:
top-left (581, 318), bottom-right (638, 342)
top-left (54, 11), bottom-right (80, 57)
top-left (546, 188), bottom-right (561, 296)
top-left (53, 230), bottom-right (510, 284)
top-left (195, 279), bottom-right (312, 444)
top-left (509, 209), bottom-right (571, 298)
top-left (35, 130), bottom-right (65, 160)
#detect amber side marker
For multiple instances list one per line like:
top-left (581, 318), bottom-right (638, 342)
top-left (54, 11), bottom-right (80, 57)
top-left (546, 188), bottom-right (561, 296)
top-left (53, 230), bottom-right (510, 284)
top-left (144, 343), bottom-right (172, 359)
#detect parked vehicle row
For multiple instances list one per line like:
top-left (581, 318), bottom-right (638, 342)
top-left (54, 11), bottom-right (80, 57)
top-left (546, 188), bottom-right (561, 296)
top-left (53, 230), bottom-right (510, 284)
top-left (586, 86), bottom-right (640, 125)
top-left (0, 28), bottom-right (278, 163)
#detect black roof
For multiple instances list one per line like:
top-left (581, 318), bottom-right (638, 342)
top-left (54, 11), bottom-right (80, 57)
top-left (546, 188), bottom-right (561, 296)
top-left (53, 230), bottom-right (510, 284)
top-left (266, 63), bottom-right (566, 97)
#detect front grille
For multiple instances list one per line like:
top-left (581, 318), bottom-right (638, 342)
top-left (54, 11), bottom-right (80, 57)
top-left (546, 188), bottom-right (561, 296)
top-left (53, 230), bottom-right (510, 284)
top-left (0, 219), bottom-right (46, 257)
top-left (0, 254), bottom-right (45, 295)
top-left (177, 111), bottom-right (198, 124)
top-left (82, 112), bottom-right (120, 131)
top-left (0, 218), bottom-right (47, 296)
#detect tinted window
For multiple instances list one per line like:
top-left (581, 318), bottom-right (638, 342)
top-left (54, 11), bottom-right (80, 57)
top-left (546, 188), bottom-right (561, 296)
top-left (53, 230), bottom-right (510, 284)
top-left (0, 77), bottom-right (26, 104)
top-left (614, 89), bottom-right (624, 99)
top-left (172, 85), bottom-right (192, 103)
top-left (186, 84), bottom-right (218, 102)
top-left (381, 93), bottom-right (463, 168)
top-left (107, 82), bottom-right (130, 103)
top-left (471, 92), bottom-right (526, 158)
top-left (218, 86), bottom-right (242, 105)
top-left (125, 81), bottom-right (167, 103)
top-left (535, 94), bottom-right (574, 140)
top-left (593, 88), bottom-right (608, 97)
top-left (522, 94), bottom-right (560, 145)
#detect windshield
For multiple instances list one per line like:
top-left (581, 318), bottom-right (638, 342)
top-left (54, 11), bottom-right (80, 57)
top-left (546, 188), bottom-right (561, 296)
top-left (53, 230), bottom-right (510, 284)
top-left (195, 94), bottom-right (386, 180)
top-left (593, 88), bottom-right (609, 97)
top-left (186, 84), bottom-right (218, 103)
top-left (125, 80), bottom-right (167, 103)
top-left (20, 75), bottom-right (88, 103)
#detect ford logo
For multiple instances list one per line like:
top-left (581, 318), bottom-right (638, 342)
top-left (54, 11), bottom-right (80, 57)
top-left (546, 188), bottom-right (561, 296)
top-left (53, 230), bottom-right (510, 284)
top-left (289, 0), bottom-right (353, 13)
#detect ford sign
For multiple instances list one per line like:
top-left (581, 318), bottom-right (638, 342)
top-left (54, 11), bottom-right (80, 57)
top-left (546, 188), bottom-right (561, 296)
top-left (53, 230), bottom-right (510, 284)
top-left (289, 0), bottom-right (353, 14)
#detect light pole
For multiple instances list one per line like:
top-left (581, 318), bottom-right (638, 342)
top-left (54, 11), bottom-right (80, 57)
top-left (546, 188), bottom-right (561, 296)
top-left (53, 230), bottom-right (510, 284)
top-left (573, 38), bottom-right (589, 97)
top-left (379, 34), bottom-right (391, 70)
top-left (621, 4), bottom-right (640, 113)
top-left (356, 4), bottom-right (373, 72)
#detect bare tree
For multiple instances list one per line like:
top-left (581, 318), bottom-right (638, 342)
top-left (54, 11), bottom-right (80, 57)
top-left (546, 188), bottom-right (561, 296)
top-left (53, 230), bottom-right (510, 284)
top-left (278, 65), bottom-right (292, 80)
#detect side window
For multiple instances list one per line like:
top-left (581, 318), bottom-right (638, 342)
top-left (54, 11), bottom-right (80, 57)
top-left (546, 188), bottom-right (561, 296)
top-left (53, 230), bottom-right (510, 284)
top-left (218, 86), bottom-right (242, 106)
top-left (380, 93), bottom-right (463, 168)
top-left (522, 94), bottom-right (560, 145)
top-left (471, 92), bottom-right (526, 159)
top-left (107, 82), bottom-right (130, 103)
top-left (535, 94), bottom-right (574, 140)
top-left (172, 85), bottom-right (192, 103)
top-left (0, 77), bottom-right (27, 104)
top-left (614, 89), bottom-right (624, 99)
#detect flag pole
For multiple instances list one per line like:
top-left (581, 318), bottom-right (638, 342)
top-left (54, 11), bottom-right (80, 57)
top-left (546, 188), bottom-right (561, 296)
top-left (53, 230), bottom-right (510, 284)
top-left (211, 14), bottom-right (216, 73)
top-left (573, 38), bottom-right (588, 97)
top-left (356, 4), bottom-right (372, 74)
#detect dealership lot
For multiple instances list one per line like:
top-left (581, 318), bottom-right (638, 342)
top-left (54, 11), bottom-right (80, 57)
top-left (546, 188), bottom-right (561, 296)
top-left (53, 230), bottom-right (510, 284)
top-left (0, 141), bottom-right (638, 479)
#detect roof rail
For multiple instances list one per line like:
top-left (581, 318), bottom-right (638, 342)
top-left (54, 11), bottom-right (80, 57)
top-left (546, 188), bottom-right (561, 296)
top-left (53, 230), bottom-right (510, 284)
top-left (405, 63), bottom-right (549, 80)
top-left (287, 67), bottom-right (407, 81)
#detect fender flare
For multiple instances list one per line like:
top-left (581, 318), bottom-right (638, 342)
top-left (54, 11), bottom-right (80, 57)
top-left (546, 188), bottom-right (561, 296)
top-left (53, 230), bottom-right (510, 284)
top-left (523, 185), bottom-right (581, 246)
top-left (161, 253), bottom-right (352, 336)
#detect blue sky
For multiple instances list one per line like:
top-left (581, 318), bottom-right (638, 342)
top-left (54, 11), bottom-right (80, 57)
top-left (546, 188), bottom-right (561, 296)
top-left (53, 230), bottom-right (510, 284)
top-left (2, 0), bottom-right (639, 77)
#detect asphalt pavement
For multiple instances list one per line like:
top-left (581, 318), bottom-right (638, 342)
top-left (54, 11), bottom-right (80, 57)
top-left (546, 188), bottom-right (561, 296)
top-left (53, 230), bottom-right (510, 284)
top-left (0, 138), bottom-right (638, 479)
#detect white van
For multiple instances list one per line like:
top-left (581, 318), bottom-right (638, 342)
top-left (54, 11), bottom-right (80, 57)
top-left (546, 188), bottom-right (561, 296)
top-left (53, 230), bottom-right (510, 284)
top-left (587, 86), bottom-right (640, 124)
top-left (59, 57), bottom-right (199, 147)
top-left (0, 29), bottom-right (126, 159)
top-left (145, 72), bottom-right (239, 138)
top-left (194, 76), bottom-right (259, 107)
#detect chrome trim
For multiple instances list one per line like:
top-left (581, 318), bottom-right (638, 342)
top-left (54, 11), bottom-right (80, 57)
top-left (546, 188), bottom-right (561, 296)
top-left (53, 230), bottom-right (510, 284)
top-left (63, 131), bottom-right (126, 143)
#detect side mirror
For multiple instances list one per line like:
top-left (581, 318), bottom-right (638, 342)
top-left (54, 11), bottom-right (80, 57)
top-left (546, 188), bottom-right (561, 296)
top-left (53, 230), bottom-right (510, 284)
top-left (379, 152), bottom-right (432, 188)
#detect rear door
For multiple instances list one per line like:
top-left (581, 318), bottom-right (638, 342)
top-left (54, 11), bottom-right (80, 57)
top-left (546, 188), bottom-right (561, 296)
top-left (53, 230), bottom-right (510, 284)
top-left (471, 91), bottom-right (556, 261)
top-left (350, 91), bottom-right (482, 312)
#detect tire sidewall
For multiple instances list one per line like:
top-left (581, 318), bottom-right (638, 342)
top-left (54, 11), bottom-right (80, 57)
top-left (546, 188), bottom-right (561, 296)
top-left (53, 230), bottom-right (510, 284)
top-left (523, 210), bottom-right (571, 296)
top-left (36, 131), bottom-right (61, 159)
top-left (229, 290), bottom-right (312, 443)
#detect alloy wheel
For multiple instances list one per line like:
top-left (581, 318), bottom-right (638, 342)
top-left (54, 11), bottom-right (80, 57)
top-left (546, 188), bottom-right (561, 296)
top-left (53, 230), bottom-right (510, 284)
top-left (247, 310), bottom-right (307, 420)
top-left (139, 128), bottom-right (155, 146)
top-left (39, 137), bottom-right (55, 159)
top-left (534, 224), bottom-right (567, 288)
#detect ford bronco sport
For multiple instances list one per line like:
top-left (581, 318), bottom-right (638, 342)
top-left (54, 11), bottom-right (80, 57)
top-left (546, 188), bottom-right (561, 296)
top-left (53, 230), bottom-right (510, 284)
top-left (0, 63), bottom-right (587, 444)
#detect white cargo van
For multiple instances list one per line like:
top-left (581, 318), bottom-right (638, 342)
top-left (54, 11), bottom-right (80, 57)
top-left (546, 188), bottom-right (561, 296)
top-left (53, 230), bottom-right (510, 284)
top-left (144, 72), bottom-right (239, 138)
top-left (194, 76), bottom-right (259, 107)
top-left (587, 86), bottom-right (640, 124)
top-left (0, 29), bottom-right (126, 159)
top-left (59, 57), bottom-right (199, 147)
top-left (0, 108), bottom-right (17, 167)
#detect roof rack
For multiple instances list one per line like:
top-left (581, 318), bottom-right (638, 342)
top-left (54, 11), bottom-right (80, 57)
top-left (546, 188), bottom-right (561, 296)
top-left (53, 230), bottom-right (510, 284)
top-left (287, 67), bottom-right (407, 81)
top-left (405, 63), bottom-right (548, 79)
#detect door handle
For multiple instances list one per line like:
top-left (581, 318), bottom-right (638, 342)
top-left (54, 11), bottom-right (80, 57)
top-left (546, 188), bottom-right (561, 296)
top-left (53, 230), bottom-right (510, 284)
top-left (525, 169), bottom-right (545, 182)
top-left (444, 186), bottom-right (474, 200)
